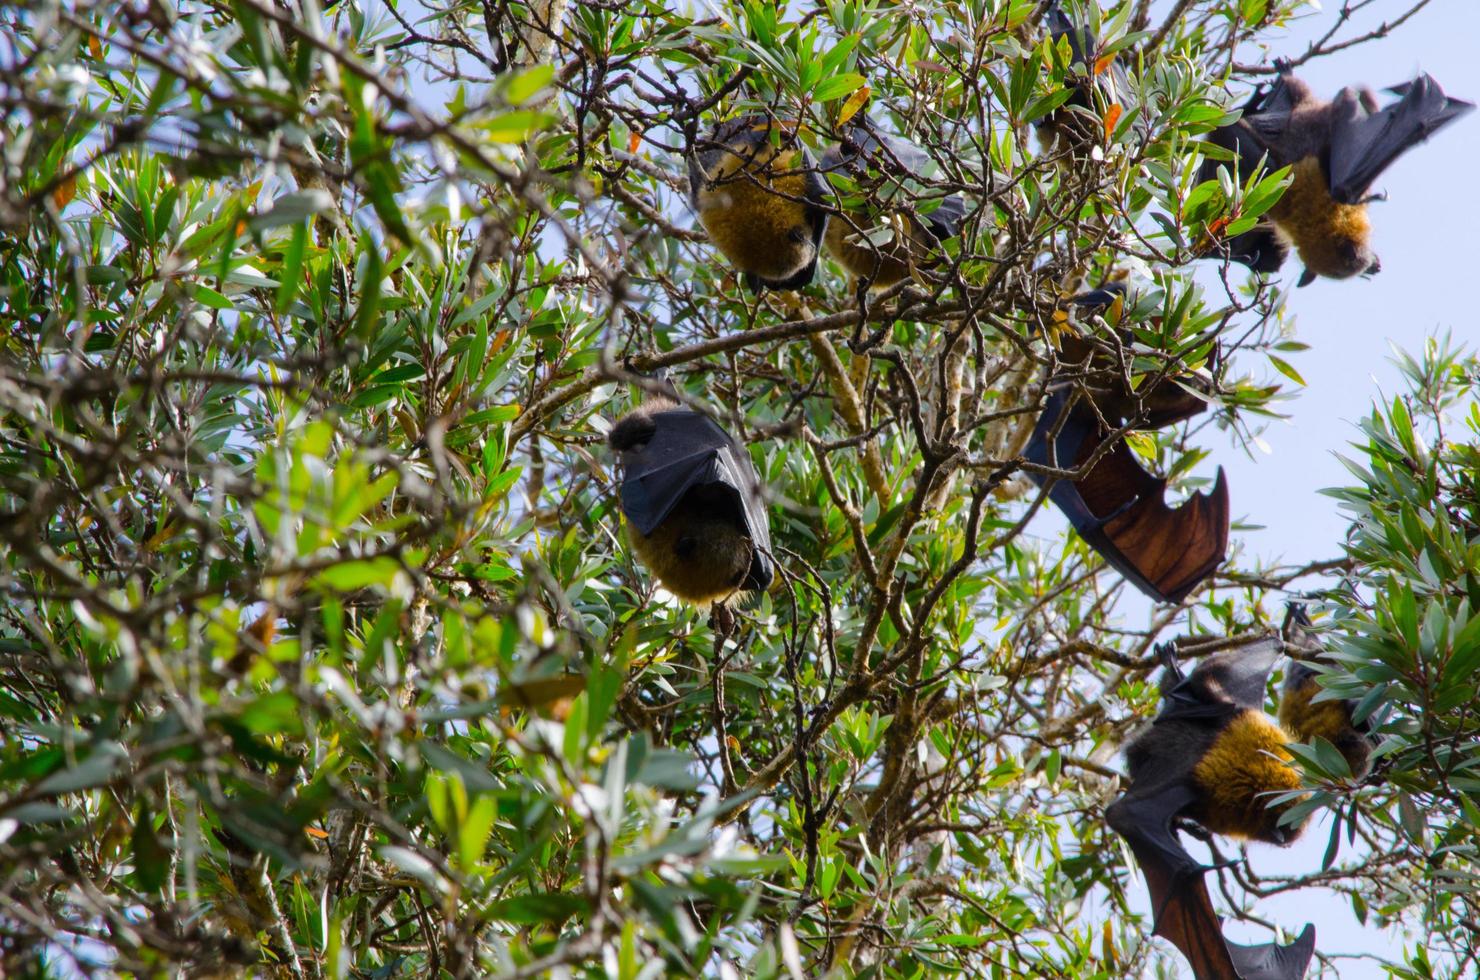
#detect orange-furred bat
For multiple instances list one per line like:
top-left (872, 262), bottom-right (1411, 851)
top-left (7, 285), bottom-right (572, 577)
top-left (819, 116), bottom-right (966, 288)
top-left (688, 115), bottom-right (830, 293)
top-left (1278, 605), bottom-right (1377, 779)
top-left (1108, 641), bottom-right (1317, 980)
top-left (1202, 63), bottom-right (1472, 284)
top-left (608, 398), bottom-right (773, 605)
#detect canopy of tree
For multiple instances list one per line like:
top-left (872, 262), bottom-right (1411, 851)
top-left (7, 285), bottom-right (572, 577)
top-left (0, 0), bottom-right (1477, 977)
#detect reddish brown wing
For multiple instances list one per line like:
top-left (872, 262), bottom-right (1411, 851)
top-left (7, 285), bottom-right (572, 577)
top-left (1109, 782), bottom-right (1316, 980)
top-left (1075, 436), bottom-right (1229, 604)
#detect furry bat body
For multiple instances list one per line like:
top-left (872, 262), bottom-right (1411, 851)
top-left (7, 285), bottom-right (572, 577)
top-left (820, 116), bottom-right (966, 288)
top-left (609, 399), bottom-right (773, 605)
top-left (1202, 65), bottom-right (1472, 283)
top-left (689, 115), bottom-right (830, 293)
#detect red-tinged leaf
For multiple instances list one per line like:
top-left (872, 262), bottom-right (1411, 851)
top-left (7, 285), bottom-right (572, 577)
top-left (627, 130), bottom-right (641, 154)
top-left (1093, 51), bottom-right (1117, 75)
top-left (51, 174), bottom-right (77, 209)
top-left (1103, 104), bottom-right (1122, 143)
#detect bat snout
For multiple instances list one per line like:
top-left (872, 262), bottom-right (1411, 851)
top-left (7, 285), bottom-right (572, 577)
top-left (1364, 256), bottom-right (1381, 277)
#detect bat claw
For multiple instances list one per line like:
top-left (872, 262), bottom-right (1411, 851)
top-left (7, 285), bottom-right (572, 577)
top-left (1361, 190), bottom-right (1388, 204)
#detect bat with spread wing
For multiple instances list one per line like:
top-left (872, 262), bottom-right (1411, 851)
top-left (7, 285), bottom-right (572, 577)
top-left (609, 398), bottom-right (773, 606)
top-left (1025, 379), bottom-right (1228, 604)
top-left (688, 115), bottom-right (830, 293)
top-left (820, 115), bottom-right (967, 289)
top-left (1201, 63), bottom-right (1472, 283)
top-left (1108, 642), bottom-right (1317, 980)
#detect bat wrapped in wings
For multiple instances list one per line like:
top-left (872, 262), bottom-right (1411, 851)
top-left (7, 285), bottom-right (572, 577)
top-left (1107, 641), bottom-right (1317, 980)
top-left (1201, 63), bottom-right (1472, 283)
top-left (1025, 292), bottom-right (1228, 604)
top-left (608, 398), bottom-right (774, 606)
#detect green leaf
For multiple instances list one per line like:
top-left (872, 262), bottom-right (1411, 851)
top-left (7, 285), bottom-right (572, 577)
top-left (503, 64), bottom-right (555, 106)
top-left (813, 72), bottom-right (866, 102)
top-left (1268, 355), bottom-right (1306, 386)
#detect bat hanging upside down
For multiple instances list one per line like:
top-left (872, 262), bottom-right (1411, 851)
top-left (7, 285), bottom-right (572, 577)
top-left (1026, 288), bottom-right (1228, 603)
top-left (1107, 619), bottom-right (1377, 980)
top-left (608, 398), bottom-right (774, 608)
top-left (1035, 1), bottom-right (1134, 158)
top-left (688, 115), bottom-right (830, 293)
top-left (1201, 62), bottom-right (1472, 284)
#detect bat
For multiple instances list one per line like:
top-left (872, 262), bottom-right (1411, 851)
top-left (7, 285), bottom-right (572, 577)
top-left (688, 115), bottom-right (830, 293)
top-left (1201, 63), bottom-right (1472, 283)
top-left (608, 398), bottom-right (774, 605)
top-left (1025, 384), bottom-right (1228, 604)
top-left (1054, 282), bottom-right (1212, 431)
top-left (1036, 2), bottom-right (1133, 156)
top-left (819, 115), bottom-right (966, 288)
top-left (1108, 641), bottom-right (1317, 980)
top-left (1277, 604), bottom-right (1376, 779)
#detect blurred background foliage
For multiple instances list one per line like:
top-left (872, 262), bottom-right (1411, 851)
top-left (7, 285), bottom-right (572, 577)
top-left (0, 0), bottom-right (1476, 976)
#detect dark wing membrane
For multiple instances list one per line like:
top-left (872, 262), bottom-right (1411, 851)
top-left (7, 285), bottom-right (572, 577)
top-left (800, 143), bottom-right (830, 258)
top-left (712, 436), bottom-right (774, 589)
top-left (1212, 222), bottom-right (1290, 274)
top-left (1198, 93), bottom-right (1293, 274)
top-left (1075, 441), bottom-right (1227, 604)
top-left (1026, 391), bottom-right (1228, 603)
top-left (1108, 784), bottom-right (1245, 980)
top-left (1206, 640), bottom-right (1284, 712)
top-left (1158, 642), bottom-right (1280, 723)
top-left (1327, 74), bottom-right (1474, 204)
top-left (1052, 318), bottom-right (1211, 431)
top-left (1139, 378), bottom-right (1212, 432)
top-left (1109, 784), bottom-right (1316, 980)
top-left (1198, 72), bottom-right (1301, 187)
top-left (829, 119), bottom-right (964, 243)
top-left (1042, 3), bottom-right (1134, 128)
top-left (617, 410), bottom-right (733, 536)
top-left (1227, 925), bottom-right (1317, 980)
top-left (1044, 3), bottom-right (1090, 66)
top-left (1198, 120), bottom-right (1274, 185)
top-left (921, 193), bottom-right (966, 242)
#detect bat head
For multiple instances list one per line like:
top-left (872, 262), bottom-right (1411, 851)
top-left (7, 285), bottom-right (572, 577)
top-left (1297, 236), bottom-right (1379, 286)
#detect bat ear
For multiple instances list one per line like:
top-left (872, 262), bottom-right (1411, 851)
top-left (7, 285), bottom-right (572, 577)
top-left (1296, 269), bottom-right (1317, 288)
